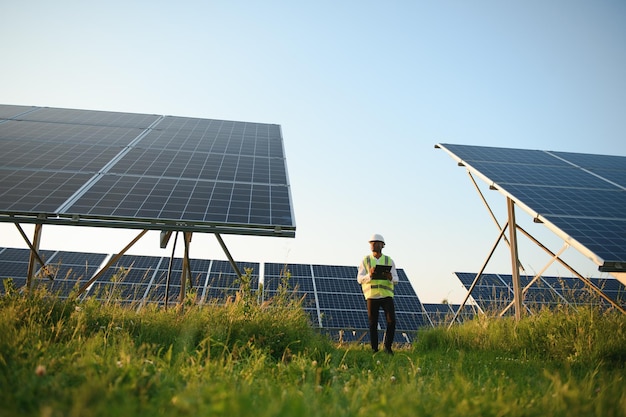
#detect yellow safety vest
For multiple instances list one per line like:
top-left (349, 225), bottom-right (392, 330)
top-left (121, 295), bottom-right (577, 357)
top-left (361, 255), bottom-right (394, 299)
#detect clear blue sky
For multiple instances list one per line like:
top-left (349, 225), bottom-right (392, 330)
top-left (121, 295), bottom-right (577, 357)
top-left (1, 1), bottom-right (625, 303)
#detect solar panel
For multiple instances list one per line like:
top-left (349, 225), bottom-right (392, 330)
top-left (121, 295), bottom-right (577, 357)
top-left (454, 272), bottom-right (626, 313)
top-left (0, 105), bottom-right (295, 237)
top-left (436, 143), bottom-right (626, 272)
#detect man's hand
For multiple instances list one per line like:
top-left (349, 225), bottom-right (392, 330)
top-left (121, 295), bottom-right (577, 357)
top-left (384, 271), bottom-right (393, 281)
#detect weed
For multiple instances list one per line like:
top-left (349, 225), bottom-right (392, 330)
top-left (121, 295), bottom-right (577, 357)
top-left (0, 285), bottom-right (624, 416)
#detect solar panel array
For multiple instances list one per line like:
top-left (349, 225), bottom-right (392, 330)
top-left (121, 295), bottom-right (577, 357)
top-left (0, 105), bottom-right (295, 237)
top-left (436, 144), bottom-right (626, 272)
top-left (0, 247), bottom-right (259, 307)
top-left (0, 247), bottom-right (451, 342)
top-left (454, 272), bottom-right (626, 314)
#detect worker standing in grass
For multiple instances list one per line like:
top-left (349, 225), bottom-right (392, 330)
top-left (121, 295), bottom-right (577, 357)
top-left (357, 233), bottom-right (399, 354)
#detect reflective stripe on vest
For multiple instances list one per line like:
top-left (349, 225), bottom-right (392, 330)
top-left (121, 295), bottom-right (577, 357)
top-left (361, 255), bottom-right (394, 299)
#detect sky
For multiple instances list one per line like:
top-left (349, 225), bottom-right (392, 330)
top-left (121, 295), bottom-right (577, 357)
top-left (1, 1), bottom-right (625, 303)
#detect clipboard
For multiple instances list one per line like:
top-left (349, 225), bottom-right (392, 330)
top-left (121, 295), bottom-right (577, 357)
top-left (373, 265), bottom-right (392, 274)
top-left (372, 264), bottom-right (391, 279)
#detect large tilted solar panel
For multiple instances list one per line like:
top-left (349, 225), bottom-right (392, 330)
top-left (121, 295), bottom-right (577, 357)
top-left (454, 272), bottom-right (626, 313)
top-left (0, 104), bottom-right (295, 237)
top-left (436, 144), bottom-right (626, 272)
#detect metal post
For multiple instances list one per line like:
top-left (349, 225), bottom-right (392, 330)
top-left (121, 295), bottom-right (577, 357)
top-left (26, 224), bottom-right (43, 289)
top-left (14, 223), bottom-right (48, 275)
top-left (164, 231), bottom-right (179, 310)
top-left (507, 198), bottom-right (523, 321)
top-left (178, 231), bottom-right (192, 313)
top-left (215, 233), bottom-right (243, 278)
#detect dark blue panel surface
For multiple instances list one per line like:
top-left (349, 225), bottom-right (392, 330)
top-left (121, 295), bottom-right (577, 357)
top-left (545, 216), bottom-right (626, 265)
top-left (315, 277), bottom-right (361, 294)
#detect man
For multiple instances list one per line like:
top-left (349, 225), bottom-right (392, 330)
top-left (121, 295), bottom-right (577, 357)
top-left (356, 233), bottom-right (399, 354)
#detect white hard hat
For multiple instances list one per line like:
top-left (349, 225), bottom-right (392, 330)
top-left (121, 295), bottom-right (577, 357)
top-left (368, 233), bottom-right (385, 243)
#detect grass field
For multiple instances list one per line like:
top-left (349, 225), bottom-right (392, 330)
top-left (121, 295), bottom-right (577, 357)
top-left (1, 278), bottom-right (625, 417)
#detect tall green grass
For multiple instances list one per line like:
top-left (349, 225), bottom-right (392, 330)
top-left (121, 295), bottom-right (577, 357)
top-left (1, 281), bottom-right (625, 417)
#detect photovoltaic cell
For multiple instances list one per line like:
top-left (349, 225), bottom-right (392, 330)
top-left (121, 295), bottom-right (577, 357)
top-left (551, 151), bottom-right (626, 172)
top-left (587, 169), bottom-right (626, 188)
top-left (0, 170), bottom-right (95, 213)
top-left (437, 143), bottom-right (626, 271)
top-left (317, 292), bottom-right (363, 310)
top-left (321, 310), bottom-right (370, 330)
top-left (315, 277), bottom-right (361, 293)
top-left (469, 161), bottom-right (616, 189)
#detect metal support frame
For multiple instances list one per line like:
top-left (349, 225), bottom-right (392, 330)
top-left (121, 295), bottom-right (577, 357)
top-left (507, 198), bottom-right (523, 321)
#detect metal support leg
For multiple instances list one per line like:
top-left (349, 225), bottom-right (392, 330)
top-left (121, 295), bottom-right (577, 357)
top-left (164, 231), bottom-right (179, 310)
top-left (178, 232), bottom-right (192, 313)
top-left (215, 233), bottom-right (243, 278)
top-left (507, 198), bottom-right (523, 321)
top-left (25, 224), bottom-right (43, 289)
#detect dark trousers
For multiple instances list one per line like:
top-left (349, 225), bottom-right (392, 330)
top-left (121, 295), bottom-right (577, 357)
top-left (366, 297), bottom-right (396, 351)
